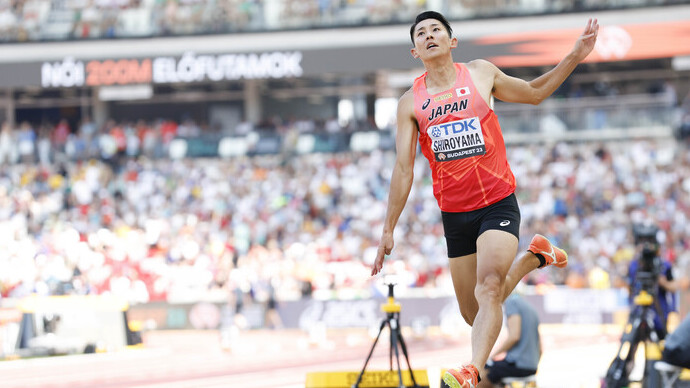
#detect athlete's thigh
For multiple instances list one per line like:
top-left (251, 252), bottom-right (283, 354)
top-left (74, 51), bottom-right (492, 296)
top-left (449, 253), bottom-right (478, 309)
top-left (476, 229), bottom-right (519, 280)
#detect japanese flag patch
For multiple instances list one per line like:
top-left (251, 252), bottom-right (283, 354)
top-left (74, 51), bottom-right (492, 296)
top-left (456, 87), bottom-right (470, 97)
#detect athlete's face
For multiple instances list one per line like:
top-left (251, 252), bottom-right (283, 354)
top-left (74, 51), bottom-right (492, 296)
top-left (411, 19), bottom-right (457, 60)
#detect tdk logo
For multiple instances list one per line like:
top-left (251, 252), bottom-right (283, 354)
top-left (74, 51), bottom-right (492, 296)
top-left (430, 118), bottom-right (477, 138)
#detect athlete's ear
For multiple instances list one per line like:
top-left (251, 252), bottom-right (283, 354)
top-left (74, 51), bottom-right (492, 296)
top-left (450, 37), bottom-right (458, 49)
top-left (411, 47), bottom-right (419, 59)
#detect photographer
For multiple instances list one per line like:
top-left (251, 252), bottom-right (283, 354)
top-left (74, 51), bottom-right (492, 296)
top-left (657, 251), bottom-right (690, 296)
top-left (626, 223), bottom-right (677, 339)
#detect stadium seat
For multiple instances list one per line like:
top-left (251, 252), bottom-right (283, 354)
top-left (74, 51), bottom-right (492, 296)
top-left (655, 361), bottom-right (682, 388)
top-left (118, 9), bottom-right (153, 37)
top-left (501, 374), bottom-right (537, 388)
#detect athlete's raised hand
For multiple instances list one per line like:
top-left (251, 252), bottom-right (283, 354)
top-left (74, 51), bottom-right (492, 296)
top-left (372, 232), bottom-right (394, 276)
top-left (572, 18), bottom-right (599, 62)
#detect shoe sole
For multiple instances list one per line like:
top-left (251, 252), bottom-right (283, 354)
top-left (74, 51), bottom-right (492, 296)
top-left (553, 247), bottom-right (568, 268)
top-left (443, 371), bottom-right (474, 388)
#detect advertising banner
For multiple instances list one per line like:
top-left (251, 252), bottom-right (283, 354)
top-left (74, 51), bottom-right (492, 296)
top-left (127, 289), bottom-right (628, 330)
top-left (477, 20), bottom-right (690, 67)
top-left (0, 20), bottom-right (687, 89)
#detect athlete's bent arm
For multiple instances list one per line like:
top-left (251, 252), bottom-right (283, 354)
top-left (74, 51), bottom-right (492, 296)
top-left (659, 275), bottom-right (690, 293)
top-left (489, 18), bottom-right (599, 105)
top-left (372, 90), bottom-right (419, 276)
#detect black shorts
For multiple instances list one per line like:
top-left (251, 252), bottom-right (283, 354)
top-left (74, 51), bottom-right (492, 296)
top-left (485, 360), bottom-right (536, 384)
top-left (441, 193), bottom-right (520, 257)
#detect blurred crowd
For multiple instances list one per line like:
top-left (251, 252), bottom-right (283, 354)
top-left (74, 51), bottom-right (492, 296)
top-left (0, 0), bottom-right (682, 42)
top-left (0, 77), bottom-right (682, 166)
top-left (0, 77), bottom-right (686, 308)
top-left (0, 114), bottom-right (380, 166)
top-left (0, 131), bottom-right (689, 308)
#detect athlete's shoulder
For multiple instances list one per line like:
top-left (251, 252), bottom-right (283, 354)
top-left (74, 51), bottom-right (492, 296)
top-left (465, 59), bottom-right (501, 93)
top-left (399, 87), bottom-right (415, 104)
top-left (466, 59), bottom-right (498, 72)
top-left (398, 88), bottom-right (416, 115)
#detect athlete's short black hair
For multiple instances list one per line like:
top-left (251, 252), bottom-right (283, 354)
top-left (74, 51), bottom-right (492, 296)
top-left (410, 11), bottom-right (453, 45)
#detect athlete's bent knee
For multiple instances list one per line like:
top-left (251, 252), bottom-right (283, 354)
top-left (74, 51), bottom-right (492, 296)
top-left (475, 273), bottom-right (504, 304)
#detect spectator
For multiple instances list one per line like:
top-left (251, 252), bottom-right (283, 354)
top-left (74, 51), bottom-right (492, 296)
top-left (16, 121), bottom-right (36, 164)
top-left (53, 119), bottom-right (71, 155)
top-left (627, 223), bottom-right (676, 339)
top-left (0, 121), bottom-right (13, 165)
top-left (662, 312), bottom-right (690, 369)
top-left (480, 292), bottom-right (541, 387)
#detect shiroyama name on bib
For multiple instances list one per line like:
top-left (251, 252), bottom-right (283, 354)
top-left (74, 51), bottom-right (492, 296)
top-left (429, 117), bottom-right (486, 162)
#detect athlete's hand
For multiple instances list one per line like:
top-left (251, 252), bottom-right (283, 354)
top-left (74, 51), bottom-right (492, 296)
top-left (572, 18), bottom-right (599, 62)
top-left (372, 232), bottom-right (394, 276)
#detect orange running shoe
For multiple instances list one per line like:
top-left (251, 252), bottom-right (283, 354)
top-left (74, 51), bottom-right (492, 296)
top-left (529, 234), bottom-right (568, 268)
top-left (443, 364), bottom-right (479, 388)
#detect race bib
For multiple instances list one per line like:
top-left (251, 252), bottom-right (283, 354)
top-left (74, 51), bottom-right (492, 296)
top-left (429, 117), bottom-right (486, 162)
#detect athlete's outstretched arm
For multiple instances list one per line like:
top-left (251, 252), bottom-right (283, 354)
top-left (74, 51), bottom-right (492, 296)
top-left (491, 18), bottom-right (599, 105)
top-left (372, 90), bottom-right (418, 276)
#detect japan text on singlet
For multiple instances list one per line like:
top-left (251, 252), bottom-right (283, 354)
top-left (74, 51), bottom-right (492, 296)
top-left (413, 63), bottom-right (516, 212)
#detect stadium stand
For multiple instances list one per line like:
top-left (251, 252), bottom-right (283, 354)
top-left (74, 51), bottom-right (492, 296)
top-left (0, 136), bottom-right (689, 307)
top-left (0, 0), bottom-right (687, 321)
top-left (0, 0), bottom-right (685, 42)
top-left (0, 3), bottom-right (689, 388)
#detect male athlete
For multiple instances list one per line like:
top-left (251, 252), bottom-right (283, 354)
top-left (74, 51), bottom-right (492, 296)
top-left (371, 11), bottom-right (599, 388)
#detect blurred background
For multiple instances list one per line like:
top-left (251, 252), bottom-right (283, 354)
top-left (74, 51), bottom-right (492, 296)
top-left (0, 0), bottom-right (689, 387)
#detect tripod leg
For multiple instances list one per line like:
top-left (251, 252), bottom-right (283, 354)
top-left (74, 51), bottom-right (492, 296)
top-left (396, 321), bottom-right (419, 388)
top-left (642, 310), bottom-right (663, 388)
top-left (389, 317), bottom-right (394, 372)
top-left (389, 317), bottom-right (405, 388)
top-left (352, 320), bottom-right (388, 388)
top-left (605, 307), bottom-right (645, 388)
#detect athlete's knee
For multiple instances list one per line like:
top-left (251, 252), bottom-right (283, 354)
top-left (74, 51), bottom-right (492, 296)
top-left (475, 272), bottom-right (505, 303)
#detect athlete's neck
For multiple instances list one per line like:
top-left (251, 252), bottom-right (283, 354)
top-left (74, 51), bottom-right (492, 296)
top-left (424, 60), bottom-right (456, 94)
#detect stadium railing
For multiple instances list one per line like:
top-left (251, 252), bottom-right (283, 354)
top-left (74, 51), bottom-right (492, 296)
top-left (172, 93), bottom-right (677, 158)
top-left (495, 92), bottom-right (677, 142)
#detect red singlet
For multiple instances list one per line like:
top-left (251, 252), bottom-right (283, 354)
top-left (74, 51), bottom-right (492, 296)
top-left (413, 63), bottom-right (516, 212)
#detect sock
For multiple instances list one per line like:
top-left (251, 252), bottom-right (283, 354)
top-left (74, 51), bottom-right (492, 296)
top-left (530, 250), bottom-right (547, 268)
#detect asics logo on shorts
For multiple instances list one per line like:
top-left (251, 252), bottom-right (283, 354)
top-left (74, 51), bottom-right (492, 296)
top-left (500, 220), bottom-right (510, 227)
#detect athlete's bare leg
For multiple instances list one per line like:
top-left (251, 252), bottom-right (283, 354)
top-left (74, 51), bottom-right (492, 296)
top-left (449, 239), bottom-right (541, 324)
top-left (477, 375), bottom-right (497, 388)
top-left (502, 250), bottom-right (541, 300)
top-left (470, 230), bottom-right (518, 373)
top-left (449, 253), bottom-right (478, 326)
top-left (448, 231), bottom-right (543, 381)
